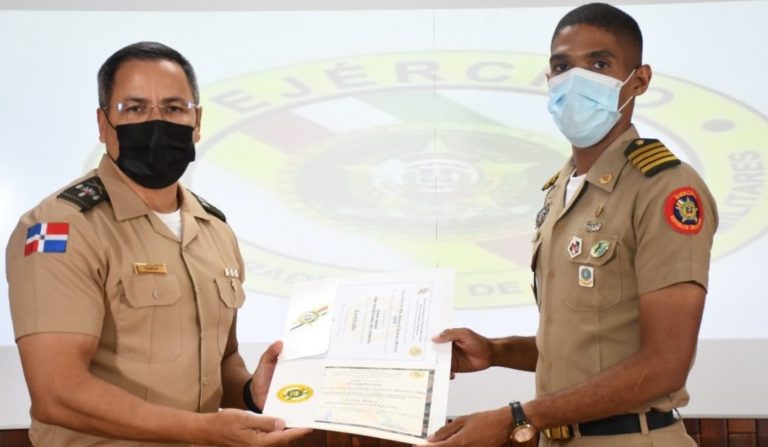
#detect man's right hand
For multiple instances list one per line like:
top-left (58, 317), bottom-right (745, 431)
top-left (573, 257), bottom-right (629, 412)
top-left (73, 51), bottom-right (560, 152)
top-left (202, 409), bottom-right (311, 447)
top-left (432, 328), bottom-right (494, 378)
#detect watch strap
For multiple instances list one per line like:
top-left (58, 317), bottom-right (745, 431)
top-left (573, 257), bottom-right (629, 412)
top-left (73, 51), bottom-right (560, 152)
top-left (510, 401), bottom-right (527, 426)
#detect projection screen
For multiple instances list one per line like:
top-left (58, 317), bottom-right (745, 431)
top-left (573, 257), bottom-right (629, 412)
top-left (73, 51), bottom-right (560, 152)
top-left (1, 0), bottom-right (767, 428)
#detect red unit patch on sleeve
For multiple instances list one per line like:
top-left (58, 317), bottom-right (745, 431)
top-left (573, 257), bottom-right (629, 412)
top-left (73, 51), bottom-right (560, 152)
top-left (664, 187), bottom-right (704, 235)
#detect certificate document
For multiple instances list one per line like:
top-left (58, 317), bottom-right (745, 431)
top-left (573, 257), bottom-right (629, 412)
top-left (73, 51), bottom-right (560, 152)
top-left (264, 269), bottom-right (453, 444)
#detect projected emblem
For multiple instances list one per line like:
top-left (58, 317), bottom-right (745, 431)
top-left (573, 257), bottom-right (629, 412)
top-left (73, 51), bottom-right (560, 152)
top-left (152, 52), bottom-right (766, 309)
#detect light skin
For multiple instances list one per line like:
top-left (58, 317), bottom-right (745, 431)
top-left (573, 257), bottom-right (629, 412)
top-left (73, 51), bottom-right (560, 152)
top-left (423, 25), bottom-right (705, 447)
top-left (97, 58), bottom-right (202, 213)
top-left (18, 58), bottom-right (311, 446)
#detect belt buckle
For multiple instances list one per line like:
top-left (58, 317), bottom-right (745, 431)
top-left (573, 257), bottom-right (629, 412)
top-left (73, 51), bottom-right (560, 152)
top-left (544, 425), bottom-right (571, 439)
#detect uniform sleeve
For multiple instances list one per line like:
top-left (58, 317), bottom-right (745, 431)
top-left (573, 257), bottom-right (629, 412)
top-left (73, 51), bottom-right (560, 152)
top-left (633, 164), bottom-right (719, 295)
top-left (6, 202), bottom-right (106, 340)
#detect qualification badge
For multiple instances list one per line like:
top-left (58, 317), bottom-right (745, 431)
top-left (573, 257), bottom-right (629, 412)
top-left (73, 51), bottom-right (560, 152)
top-left (290, 305), bottom-right (329, 330)
top-left (590, 241), bottom-right (610, 258)
top-left (578, 266), bottom-right (594, 288)
top-left (585, 220), bottom-right (602, 232)
top-left (276, 384), bottom-right (314, 403)
top-left (568, 236), bottom-right (583, 258)
top-left (536, 203), bottom-right (550, 228)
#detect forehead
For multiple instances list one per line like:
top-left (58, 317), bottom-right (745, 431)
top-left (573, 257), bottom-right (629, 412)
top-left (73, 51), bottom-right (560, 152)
top-left (110, 59), bottom-right (193, 101)
top-left (551, 24), bottom-right (624, 58)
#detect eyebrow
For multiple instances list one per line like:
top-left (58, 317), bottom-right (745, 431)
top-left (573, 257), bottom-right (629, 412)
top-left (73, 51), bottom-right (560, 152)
top-left (120, 96), bottom-right (187, 104)
top-left (549, 49), bottom-right (615, 64)
top-left (549, 53), bottom-right (568, 64)
top-left (587, 50), bottom-right (615, 60)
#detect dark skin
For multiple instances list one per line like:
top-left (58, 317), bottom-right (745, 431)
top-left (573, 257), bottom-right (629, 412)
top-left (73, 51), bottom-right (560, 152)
top-left (548, 24), bottom-right (651, 174)
top-left (422, 24), bottom-right (705, 447)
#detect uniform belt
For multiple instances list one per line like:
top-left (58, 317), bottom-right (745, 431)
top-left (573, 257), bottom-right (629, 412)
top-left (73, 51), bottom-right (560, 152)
top-left (543, 410), bottom-right (676, 439)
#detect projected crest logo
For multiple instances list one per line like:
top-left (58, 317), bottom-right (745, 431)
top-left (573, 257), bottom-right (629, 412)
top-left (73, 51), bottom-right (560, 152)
top-left (182, 52), bottom-right (766, 309)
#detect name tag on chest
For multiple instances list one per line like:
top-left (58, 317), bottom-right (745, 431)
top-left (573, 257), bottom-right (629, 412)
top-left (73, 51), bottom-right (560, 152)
top-left (133, 263), bottom-right (167, 274)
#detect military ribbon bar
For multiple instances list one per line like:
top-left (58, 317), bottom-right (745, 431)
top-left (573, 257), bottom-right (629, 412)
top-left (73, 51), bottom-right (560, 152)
top-left (24, 222), bottom-right (69, 256)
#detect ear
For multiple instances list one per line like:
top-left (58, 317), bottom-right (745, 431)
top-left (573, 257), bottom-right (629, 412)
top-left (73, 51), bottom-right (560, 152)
top-left (632, 64), bottom-right (652, 97)
top-left (193, 106), bottom-right (203, 143)
top-left (96, 108), bottom-right (107, 143)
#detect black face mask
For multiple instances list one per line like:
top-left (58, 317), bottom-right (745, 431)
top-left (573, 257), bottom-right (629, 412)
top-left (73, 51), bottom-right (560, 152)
top-left (112, 120), bottom-right (196, 189)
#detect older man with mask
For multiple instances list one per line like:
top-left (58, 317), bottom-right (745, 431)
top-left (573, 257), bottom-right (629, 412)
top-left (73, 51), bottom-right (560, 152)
top-left (6, 41), bottom-right (310, 447)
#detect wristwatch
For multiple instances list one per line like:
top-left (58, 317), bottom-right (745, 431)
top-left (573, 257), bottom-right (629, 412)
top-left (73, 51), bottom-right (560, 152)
top-left (509, 401), bottom-right (537, 443)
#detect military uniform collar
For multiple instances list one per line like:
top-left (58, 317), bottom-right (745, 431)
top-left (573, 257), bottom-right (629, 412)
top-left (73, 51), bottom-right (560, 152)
top-left (96, 155), bottom-right (211, 222)
top-left (583, 125), bottom-right (639, 193)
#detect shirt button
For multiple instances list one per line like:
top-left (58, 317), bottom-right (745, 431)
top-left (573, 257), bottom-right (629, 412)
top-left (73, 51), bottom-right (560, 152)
top-left (200, 330), bottom-right (206, 339)
top-left (152, 288), bottom-right (159, 299)
top-left (202, 377), bottom-right (209, 386)
top-left (548, 270), bottom-right (556, 280)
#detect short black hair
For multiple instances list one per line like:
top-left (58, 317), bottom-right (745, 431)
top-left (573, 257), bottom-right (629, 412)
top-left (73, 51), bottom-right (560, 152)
top-left (552, 3), bottom-right (643, 68)
top-left (97, 41), bottom-right (199, 108)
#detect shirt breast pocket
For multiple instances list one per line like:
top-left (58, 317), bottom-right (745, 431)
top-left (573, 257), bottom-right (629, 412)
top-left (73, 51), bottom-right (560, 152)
top-left (215, 277), bottom-right (246, 354)
top-left (562, 235), bottom-right (622, 311)
top-left (117, 274), bottom-right (182, 362)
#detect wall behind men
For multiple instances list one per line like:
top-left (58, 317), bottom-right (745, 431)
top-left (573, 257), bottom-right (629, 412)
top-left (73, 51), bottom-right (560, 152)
top-left (1, 0), bottom-right (767, 428)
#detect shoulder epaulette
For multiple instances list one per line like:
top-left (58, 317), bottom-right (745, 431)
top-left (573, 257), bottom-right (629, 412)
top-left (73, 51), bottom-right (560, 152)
top-left (541, 172), bottom-right (559, 191)
top-left (190, 191), bottom-right (226, 222)
top-left (57, 176), bottom-right (110, 212)
top-left (624, 138), bottom-right (681, 177)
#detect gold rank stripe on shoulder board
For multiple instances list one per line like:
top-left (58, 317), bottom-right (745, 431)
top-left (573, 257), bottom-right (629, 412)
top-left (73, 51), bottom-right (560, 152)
top-left (623, 138), bottom-right (681, 177)
top-left (133, 263), bottom-right (167, 274)
top-left (541, 172), bottom-right (559, 191)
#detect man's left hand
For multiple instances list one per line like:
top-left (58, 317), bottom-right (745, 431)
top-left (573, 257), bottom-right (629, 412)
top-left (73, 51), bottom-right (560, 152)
top-left (422, 406), bottom-right (512, 447)
top-left (250, 340), bottom-right (283, 410)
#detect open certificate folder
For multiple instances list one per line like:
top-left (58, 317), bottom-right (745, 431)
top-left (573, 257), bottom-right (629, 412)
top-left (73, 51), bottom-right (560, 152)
top-left (264, 269), bottom-right (454, 444)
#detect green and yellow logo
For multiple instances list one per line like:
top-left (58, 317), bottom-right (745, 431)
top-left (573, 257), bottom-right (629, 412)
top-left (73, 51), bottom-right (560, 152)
top-left (276, 384), bottom-right (314, 403)
top-left (183, 52), bottom-right (766, 308)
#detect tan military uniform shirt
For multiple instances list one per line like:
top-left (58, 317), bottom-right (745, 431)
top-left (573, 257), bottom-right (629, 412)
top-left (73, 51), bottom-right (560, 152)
top-left (532, 126), bottom-right (717, 444)
top-left (7, 155), bottom-right (246, 446)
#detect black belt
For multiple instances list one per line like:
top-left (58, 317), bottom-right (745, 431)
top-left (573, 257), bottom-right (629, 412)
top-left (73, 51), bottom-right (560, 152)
top-left (544, 410), bottom-right (676, 438)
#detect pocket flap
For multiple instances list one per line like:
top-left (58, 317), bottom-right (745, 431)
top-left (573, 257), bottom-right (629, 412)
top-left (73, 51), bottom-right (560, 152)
top-left (215, 277), bottom-right (246, 309)
top-left (123, 274), bottom-right (181, 308)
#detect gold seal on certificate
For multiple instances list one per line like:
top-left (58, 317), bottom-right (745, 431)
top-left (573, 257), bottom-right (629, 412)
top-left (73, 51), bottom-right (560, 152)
top-left (410, 370), bottom-right (426, 379)
top-left (290, 305), bottom-right (329, 331)
top-left (277, 384), bottom-right (314, 403)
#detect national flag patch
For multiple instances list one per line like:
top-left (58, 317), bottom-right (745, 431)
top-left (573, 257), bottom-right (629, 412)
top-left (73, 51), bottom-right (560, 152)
top-left (24, 222), bottom-right (69, 256)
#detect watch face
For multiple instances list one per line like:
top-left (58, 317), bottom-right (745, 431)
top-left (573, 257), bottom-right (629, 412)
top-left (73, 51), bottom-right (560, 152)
top-left (512, 424), bottom-right (536, 442)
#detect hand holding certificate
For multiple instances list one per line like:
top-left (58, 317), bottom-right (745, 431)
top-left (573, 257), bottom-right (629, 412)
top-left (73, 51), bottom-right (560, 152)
top-left (264, 269), bottom-right (454, 444)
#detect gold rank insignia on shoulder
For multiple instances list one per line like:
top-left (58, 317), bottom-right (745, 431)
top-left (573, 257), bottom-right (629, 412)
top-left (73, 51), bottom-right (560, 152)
top-left (541, 172), bottom-right (559, 191)
top-left (624, 138), bottom-right (681, 177)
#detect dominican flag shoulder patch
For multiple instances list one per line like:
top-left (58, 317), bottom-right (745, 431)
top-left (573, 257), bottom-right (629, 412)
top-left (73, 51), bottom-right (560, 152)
top-left (24, 222), bottom-right (69, 256)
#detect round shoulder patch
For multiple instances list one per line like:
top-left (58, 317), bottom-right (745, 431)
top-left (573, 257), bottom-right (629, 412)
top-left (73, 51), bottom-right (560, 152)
top-left (664, 187), bottom-right (704, 234)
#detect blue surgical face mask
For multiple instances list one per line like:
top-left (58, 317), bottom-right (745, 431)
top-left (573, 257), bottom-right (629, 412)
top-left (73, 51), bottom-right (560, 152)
top-left (547, 67), bottom-right (636, 148)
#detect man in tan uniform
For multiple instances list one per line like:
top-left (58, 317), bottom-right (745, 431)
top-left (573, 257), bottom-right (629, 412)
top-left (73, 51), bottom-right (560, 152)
top-left (426, 4), bottom-right (717, 447)
top-left (6, 42), bottom-right (310, 446)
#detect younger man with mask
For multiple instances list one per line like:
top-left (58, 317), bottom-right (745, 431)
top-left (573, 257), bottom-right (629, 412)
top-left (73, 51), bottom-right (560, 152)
top-left (6, 42), bottom-right (310, 446)
top-left (426, 4), bottom-right (717, 446)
